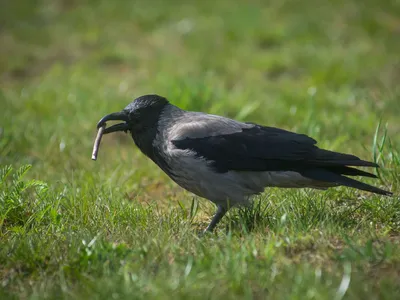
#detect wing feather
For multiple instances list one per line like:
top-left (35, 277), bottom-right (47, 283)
top-left (172, 125), bottom-right (377, 172)
top-left (170, 119), bottom-right (391, 196)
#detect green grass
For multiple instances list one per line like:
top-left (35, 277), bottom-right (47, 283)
top-left (1, 0), bottom-right (400, 298)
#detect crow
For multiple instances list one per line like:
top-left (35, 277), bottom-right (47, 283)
top-left (94, 94), bottom-right (392, 232)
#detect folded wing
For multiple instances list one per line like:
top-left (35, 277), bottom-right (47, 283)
top-left (172, 124), bottom-right (391, 196)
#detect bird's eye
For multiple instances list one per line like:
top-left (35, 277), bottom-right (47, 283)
top-left (125, 109), bottom-right (137, 116)
top-left (128, 109), bottom-right (143, 120)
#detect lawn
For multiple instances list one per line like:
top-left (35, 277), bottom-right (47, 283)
top-left (1, 0), bottom-right (400, 299)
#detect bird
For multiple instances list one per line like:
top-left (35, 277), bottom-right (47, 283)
top-left (96, 94), bottom-right (392, 232)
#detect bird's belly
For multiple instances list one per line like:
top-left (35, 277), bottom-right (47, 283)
top-left (164, 154), bottom-right (254, 207)
top-left (169, 168), bottom-right (328, 205)
top-left (169, 172), bottom-right (254, 207)
top-left (159, 148), bottom-right (329, 207)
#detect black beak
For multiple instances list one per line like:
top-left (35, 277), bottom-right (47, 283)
top-left (97, 111), bottom-right (130, 134)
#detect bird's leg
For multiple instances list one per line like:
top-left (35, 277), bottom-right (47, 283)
top-left (204, 205), bottom-right (227, 233)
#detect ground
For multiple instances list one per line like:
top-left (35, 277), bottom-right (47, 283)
top-left (1, 0), bottom-right (400, 299)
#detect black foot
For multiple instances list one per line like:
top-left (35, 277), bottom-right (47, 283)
top-left (203, 205), bottom-right (227, 233)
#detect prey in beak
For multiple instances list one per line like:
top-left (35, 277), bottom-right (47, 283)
top-left (91, 111), bottom-right (129, 160)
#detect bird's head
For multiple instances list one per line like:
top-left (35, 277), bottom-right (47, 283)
top-left (97, 94), bottom-right (169, 135)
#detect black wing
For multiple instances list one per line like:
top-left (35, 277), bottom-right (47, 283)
top-left (172, 125), bottom-right (376, 172)
top-left (172, 125), bottom-right (392, 196)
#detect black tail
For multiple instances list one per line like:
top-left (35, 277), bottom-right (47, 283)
top-left (325, 166), bottom-right (378, 178)
top-left (302, 168), bottom-right (392, 196)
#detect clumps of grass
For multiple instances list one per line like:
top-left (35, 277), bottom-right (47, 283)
top-left (0, 165), bottom-right (52, 233)
top-left (373, 120), bottom-right (400, 189)
top-left (65, 237), bottom-right (132, 278)
top-left (233, 196), bottom-right (271, 233)
top-left (337, 237), bottom-right (399, 265)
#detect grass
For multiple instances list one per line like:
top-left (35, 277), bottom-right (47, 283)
top-left (1, 0), bottom-right (400, 298)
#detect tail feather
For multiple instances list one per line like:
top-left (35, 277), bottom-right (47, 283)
top-left (302, 169), bottom-right (392, 196)
top-left (312, 159), bottom-right (379, 168)
top-left (325, 166), bottom-right (378, 178)
top-left (314, 149), bottom-right (379, 168)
